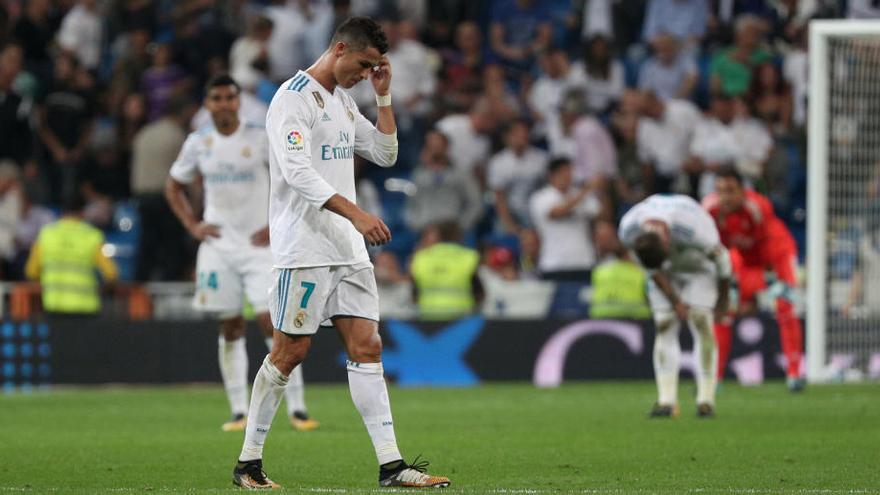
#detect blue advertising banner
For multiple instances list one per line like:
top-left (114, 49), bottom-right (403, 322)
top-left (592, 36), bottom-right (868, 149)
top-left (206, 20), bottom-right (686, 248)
top-left (0, 315), bottom-right (790, 389)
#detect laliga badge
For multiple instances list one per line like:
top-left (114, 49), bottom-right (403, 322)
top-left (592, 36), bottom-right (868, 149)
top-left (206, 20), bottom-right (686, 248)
top-left (312, 91), bottom-right (324, 109)
top-left (294, 310), bottom-right (306, 328)
top-left (286, 129), bottom-right (304, 152)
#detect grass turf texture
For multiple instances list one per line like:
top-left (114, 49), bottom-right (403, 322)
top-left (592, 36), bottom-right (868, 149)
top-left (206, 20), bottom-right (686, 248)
top-left (1, 382), bottom-right (878, 494)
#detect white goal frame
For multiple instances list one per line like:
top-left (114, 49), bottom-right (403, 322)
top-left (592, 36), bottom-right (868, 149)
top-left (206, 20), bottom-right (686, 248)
top-left (807, 20), bottom-right (880, 383)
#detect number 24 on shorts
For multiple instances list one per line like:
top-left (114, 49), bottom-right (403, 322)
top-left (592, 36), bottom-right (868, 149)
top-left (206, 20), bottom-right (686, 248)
top-left (199, 271), bottom-right (219, 290)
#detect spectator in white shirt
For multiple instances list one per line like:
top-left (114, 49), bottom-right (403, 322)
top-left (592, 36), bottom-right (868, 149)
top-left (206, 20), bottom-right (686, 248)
top-left (56, 0), bottom-right (102, 71)
top-left (687, 94), bottom-right (772, 197)
top-left (488, 119), bottom-right (549, 234)
top-left (229, 15), bottom-right (273, 92)
top-left (435, 97), bottom-right (496, 175)
top-left (635, 91), bottom-right (701, 193)
top-left (529, 157), bottom-right (602, 281)
top-left (264, 0), bottom-right (334, 82)
top-left (570, 34), bottom-right (625, 115)
top-left (528, 47), bottom-right (579, 138)
top-left (638, 33), bottom-right (698, 101)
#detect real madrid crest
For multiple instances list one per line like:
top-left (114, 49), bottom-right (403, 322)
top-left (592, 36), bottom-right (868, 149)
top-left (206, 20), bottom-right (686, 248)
top-left (204, 136), bottom-right (213, 148)
top-left (294, 310), bottom-right (306, 328)
top-left (312, 91), bottom-right (324, 109)
top-left (241, 145), bottom-right (252, 158)
top-left (346, 106), bottom-right (354, 121)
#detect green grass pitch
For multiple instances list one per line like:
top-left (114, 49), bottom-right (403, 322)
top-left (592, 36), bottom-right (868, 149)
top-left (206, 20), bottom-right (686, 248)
top-left (1, 381), bottom-right (878, 494)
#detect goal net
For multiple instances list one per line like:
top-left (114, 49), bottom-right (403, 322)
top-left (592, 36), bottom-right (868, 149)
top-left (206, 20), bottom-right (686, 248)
top-left (808, 20), bottom-right (880, 382)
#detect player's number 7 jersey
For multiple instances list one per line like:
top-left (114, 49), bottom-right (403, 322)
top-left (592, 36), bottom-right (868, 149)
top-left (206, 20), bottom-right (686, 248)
top-left (266, 70), bottom-right (398, 269)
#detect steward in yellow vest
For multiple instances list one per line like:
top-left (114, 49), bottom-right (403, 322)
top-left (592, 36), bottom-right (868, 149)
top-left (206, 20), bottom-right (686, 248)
top-left (589, 254), bottom-right (651, 320)
top-left (410, 222), bottom-right (482, 320)
top-left (25, 197), bottom-right (118, 314)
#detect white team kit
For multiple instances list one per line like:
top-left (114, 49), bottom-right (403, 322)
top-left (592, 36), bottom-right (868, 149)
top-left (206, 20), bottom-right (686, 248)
top-left (169, 121), bottom-right (274, 314)
top-left (619, 194), bottom-right (725, 311)
top-left (619, 193), bottom-right (729, 413)
top-left (265, 70), bottom-right (397, 334)
top-left (170, 121), bottom-right (272, 314)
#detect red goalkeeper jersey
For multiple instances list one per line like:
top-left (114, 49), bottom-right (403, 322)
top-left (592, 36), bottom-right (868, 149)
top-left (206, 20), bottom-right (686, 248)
top-left (702, 189), bottom-right (796, 266)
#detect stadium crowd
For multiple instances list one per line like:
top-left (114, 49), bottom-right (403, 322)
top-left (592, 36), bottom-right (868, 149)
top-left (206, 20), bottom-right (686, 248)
top-left (0, 0), bottom-right (869, 294)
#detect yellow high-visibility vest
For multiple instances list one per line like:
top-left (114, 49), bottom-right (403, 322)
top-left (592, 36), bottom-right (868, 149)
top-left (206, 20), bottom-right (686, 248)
top-left (25, 218), bottom-right (117, 314)
top-left (590, 259), bottom-right (651, 319)
top-left (411, 242), bottom-right (479, 320)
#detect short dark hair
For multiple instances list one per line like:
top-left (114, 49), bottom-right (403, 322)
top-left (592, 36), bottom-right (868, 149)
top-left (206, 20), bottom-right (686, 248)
top-left (331, 17), bottom-right (388, 54)
top-left (633, 232), bottom-right (666, 269)
top-left (501, 118), bottom-right (530, 137)
top-left (205, 73), bottom-right (240, 94)
top-left (547, 157), bottom-right (571, 175)
top-left (715, 166), bottom-right (743, 185)
top-left (436, 221), bottom-right (462, 243)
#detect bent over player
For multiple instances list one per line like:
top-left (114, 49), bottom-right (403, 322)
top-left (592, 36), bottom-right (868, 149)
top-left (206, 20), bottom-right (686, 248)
top-left (620, 194), bottom-right (732, 418)
top-left (703, 167), bottom-right (805, 391)
top-left (231, 18), bottom-right (450, 489)
top-left (165, 75), bottom-right (318, 432)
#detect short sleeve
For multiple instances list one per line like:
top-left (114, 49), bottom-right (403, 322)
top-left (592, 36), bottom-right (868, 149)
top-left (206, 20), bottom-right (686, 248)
top-left (168, 133), bottom-right (201, 184)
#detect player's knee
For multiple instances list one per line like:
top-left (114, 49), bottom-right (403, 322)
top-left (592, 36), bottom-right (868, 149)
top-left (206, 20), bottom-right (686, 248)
top-left (347, 332), bottom-right (383, 363)
top-left (687, 308), bottom-right (713, 338)
top-left (269, 336), bottom-right (311, 375)
top-left (220, 315), bottom-right (245, 340)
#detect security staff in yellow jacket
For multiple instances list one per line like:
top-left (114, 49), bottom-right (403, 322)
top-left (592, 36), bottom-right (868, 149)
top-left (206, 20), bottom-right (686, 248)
top-left (410, 222), bottom-right (482, 320)
top-left (589, 221), bottom-right (650, 320)
top-left (25, 195), bottom-right (117, 314)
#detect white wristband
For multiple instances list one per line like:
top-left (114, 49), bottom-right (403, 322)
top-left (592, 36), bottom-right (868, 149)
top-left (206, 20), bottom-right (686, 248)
top-left (375, 94), bottom-right (392, 107)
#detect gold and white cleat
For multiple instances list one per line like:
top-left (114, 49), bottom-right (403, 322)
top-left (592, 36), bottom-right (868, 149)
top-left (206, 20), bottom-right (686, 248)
top-left (233, 460), bottom-right (281, 489)
top-left (290, 412), bottom-right (320, 431)
top-left (379, 457), bottom-right (451, 488)
top-left (222, 414), bottom-right (247, 432)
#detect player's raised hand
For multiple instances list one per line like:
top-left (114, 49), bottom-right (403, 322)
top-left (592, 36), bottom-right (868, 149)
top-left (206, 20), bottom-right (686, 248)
top-left (352, 211), bottom-right (391, 246)
top-left (189, 221), bottom-right (221, 241)
top-left (250, 226), bottom-right (270, 247)
top-left (369, 57), bottom-right (392, 96)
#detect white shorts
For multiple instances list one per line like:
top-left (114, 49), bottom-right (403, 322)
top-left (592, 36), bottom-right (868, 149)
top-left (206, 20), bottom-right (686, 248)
top-left (193, 241), bottom-right (274, 314)
top-left (269, 261), bottom-right (379, 335)
top-left (648, 271), bottom-right (718, 313)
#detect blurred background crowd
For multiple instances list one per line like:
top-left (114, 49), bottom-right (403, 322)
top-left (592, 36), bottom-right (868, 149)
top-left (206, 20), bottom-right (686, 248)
top-left (0, 0), bottom-right (871, 316)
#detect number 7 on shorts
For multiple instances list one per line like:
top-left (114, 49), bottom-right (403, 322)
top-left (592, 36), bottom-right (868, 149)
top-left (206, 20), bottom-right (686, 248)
top-left (300, 281), bottom-right (315, 308)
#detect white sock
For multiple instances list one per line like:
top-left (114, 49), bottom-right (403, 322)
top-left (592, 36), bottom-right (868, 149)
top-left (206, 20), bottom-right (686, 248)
top-left (263, 337), bottom-right (307, 416)
top-left (218, 336), bottom-right (249, 416)
top-left (347, 360), bottom-right (402, 465)
top-left (653, 313), bottom-right (681, 406)
top-left (239, 356), bottom-right (288, 462)
top-left (285, 365), bottom-right (306, 416)
top-left (688, 309), bottom-right (718, 405)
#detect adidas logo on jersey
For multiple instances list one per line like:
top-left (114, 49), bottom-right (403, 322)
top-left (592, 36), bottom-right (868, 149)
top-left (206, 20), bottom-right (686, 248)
top-left (321, 113), bottom-right (332, 122)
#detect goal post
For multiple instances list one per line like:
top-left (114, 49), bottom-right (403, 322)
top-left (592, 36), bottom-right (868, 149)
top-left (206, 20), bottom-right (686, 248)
top-left (807, 20), bottom-right (880, 383)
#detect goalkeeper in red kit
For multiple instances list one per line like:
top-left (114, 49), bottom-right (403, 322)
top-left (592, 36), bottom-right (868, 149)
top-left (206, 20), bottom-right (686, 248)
top-left (702, 168), bottom-right (805, 392)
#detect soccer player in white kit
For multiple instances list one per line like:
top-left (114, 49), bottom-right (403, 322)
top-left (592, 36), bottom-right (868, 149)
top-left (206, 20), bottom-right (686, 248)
top-left (231, 18), bottom-right (450, 489)
top-left (619, 194), bottom-right (732, 418)
top-left (165, 75), bottom-right (319, 433)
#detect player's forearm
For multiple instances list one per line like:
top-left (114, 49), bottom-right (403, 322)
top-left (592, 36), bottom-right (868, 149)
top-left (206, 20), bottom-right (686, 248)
top-left (164, 178), bottom-right (198, 231)
top-left (652, 271), bottom-right (680, 306)
top-left (375, 102), bottom-right (396, 135)
top-left (323, 193), bottom-right (366, 223)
